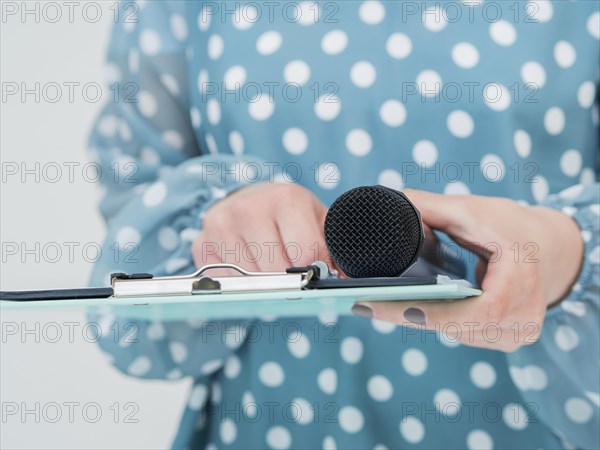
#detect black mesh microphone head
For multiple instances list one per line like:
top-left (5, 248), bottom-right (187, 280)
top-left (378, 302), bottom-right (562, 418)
top-left (324, 186), bottom-right (424, 278)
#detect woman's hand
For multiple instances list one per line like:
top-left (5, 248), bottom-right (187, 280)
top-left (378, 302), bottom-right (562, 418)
top-left (192, 183), bottom-right (331, 274)
top-left (352, 189), bottom-right (585, 352)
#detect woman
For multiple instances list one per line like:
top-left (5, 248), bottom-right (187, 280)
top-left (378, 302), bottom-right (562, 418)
top-left (89, 1), bottom-right (599, 448)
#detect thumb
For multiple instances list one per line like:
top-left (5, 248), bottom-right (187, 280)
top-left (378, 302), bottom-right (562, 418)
top-left (402, 189), bottom-right (475, 238)
top-left (403, 189), bottom-right (495, 262)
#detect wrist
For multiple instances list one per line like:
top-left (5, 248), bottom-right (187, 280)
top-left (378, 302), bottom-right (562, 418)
top-left (532, 206), bottom-right (584, 307)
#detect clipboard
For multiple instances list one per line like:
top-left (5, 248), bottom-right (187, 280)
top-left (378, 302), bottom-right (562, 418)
top-left (0, 263), bottom-right (482, 321)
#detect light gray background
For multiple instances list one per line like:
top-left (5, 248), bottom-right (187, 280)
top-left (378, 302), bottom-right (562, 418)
top-left (1, 3), bottom-right (190, 448)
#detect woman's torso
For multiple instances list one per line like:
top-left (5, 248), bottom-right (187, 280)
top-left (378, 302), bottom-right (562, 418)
top-left (172, 1), bottom-right (598, 448)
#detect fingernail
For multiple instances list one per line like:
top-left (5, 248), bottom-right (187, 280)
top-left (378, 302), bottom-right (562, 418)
top-left (404, 308), bottom-right (426, 325)
top-left (352, 303), bottom-right (373, 319)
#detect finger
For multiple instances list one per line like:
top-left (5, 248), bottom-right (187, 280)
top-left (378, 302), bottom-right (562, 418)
top-left (356, 296), bottom-right (533, 352)
top-left (240, 219), bottom-right (291, 272)
top-left (192, 231), bottom-right (210, 268)
top-left (314, 205), bottom-right (345, 275)
top-left (402, 189), bottom-right (479, 241)
top-left (276, 203), bottom-right (329, 267)
top-left (193, 230), bottom-right (261, 276)
top-left (356, 297), bottom-right (485, 347)
top-left (403, 189), bottom-right (504, 262)
top-left (200, 252), bottom-right (248, 277)
top-left (357, 294), bottom-right (486, 329)
top-left (357, 259), bottom-right (515, 330)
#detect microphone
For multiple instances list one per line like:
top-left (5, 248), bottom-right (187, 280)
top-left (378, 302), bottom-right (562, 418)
top-left (324, 185), bottom-right (466, 279)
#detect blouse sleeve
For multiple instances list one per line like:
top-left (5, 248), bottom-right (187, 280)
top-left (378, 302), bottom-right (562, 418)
top-left (87, 1), bottom-right (270, 381)
top-left (506, 180), bottom-right (600, 449)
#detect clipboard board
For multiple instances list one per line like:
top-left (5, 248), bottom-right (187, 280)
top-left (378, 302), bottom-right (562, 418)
top-left (0, 263), bottom-right (482, 321)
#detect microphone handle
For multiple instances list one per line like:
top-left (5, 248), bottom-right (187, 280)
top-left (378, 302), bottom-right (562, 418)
top-left (403, 225), bottom-right (467, 279)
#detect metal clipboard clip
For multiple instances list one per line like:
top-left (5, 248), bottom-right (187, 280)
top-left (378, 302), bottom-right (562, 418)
top-left (110, 263), bottom-right (324, 298)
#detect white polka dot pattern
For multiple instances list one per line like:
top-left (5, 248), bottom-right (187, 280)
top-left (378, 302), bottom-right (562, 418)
top-left (89, 2), bottom-right (600, 449)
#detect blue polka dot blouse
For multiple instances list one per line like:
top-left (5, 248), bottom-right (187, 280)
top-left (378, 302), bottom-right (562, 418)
top-left (88, 1), bottom-right (599, 449)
